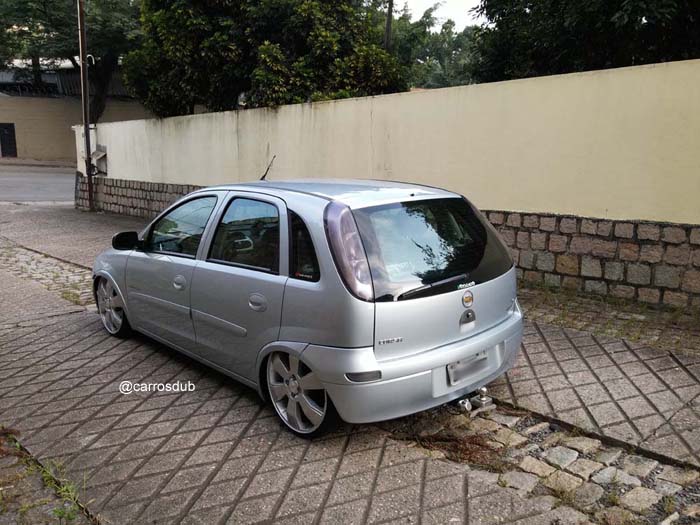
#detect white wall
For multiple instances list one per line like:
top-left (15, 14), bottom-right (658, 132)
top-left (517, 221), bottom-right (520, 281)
top-left (76, 59), bottom-right (700, 224)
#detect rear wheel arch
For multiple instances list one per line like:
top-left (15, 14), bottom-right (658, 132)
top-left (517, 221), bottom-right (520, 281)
top-left (255, 341), bottom-right (308, 399)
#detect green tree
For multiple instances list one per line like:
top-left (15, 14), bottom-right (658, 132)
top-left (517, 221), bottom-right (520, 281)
top-left (0, 0), bottom-right (140, 122)
top-left (123, 0), bottom-right (407, 117)
top-left (371, 3), bottom-right (477, 89)
top-left (469, 0), bottom-right (700, 83)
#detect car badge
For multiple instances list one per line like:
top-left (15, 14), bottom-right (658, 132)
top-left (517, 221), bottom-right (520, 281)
top-left (462, 291), bottom-right (474, 308)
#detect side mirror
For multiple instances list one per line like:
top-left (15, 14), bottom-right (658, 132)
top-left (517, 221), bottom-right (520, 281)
top-left (112, 231), bottom-right (141, 251)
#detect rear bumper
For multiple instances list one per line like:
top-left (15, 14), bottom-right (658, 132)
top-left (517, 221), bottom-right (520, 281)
top-left (301, 302), bottom-right (523, 424)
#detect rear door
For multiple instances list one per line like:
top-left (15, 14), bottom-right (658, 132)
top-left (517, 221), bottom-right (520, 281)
top-left (126, 193), bottom-right (220, 350)
top-left (352, 197), bottom-right (516, 361)
top-left (190, 192), bottom-right (288, 380)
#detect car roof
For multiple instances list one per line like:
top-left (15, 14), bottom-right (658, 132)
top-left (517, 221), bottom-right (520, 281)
top-left (202, 179), bottom-right (459, 208)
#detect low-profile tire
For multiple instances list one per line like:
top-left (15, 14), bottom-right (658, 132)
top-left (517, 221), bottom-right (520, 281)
top-left (266, 351), bottom-right (339, 438)
top-left (95, 277), bottom-right (132, 338)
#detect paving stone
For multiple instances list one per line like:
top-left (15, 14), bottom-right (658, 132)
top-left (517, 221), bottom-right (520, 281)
top-left (657, 465), bottom-right (699, 486)
top-left (591, 466), bottom-right (641, 487)
top-left (519, 456), bottom-right (555, 477)
top-left (514, 505), bottom-right (589, 525)
top-left (596, 506), bottom-right (638, 525)
top-left (543, 446), bottom-right (579, 469)
top-left (574, 482), bottom-right (604, 507)
top-left (561, 436), bottom-right (601, 454)
top-left (660, 512), bottom-right (680, 525)
top-left (367, 484), bottom-right (420, 523)
top-left (493, 428), bottom-right (528, 447)
top-left (655, 479), bottom-right (682, 496)
top-left (542, 470), bottom-right (582, 492)
top-left (469, 417), bottom-right (501, 433)
top-left (319, 499), bottom-right (369, 525)
top-left (595, 448), bottom-right (623, 466)
top-left (375, 461), bottom-right (423, 492)
top-left (565, 458), bottom-right (603, 480)
top-left (499, 471), bottom-right (539, 494)
top-left (523, 422), bottom-right (550, 435)
top-left (486, 412), bottom-right (521, 428)
top-left (621, 455), bottom-right (658, 478)
top-left (619, 486), bottom-right (662, 513)
top-left (467, 469), bottom-right (499, 497)
top-left (683, 504), bottom-right (700, 518)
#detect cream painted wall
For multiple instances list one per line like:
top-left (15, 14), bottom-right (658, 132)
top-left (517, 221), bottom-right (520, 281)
top-left (0, 96), bottom-right (149, 162)
top-left (77, 59), bottom-right (700, 224)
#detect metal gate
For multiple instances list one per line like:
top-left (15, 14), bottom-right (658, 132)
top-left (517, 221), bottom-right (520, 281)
top-left (0, 123), bottom-right (17, 157)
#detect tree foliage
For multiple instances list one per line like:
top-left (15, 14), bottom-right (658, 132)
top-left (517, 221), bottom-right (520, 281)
top-left (389, 5), bottom-right (477, 88)
top-left (469, 0), bottom-right (700, 83)
top-left (0, 0), bottom-right (140, 122)
top-left (123, 0), bottom-right (407, 117)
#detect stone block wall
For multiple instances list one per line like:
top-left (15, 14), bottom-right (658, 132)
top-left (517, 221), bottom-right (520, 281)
top-left (489, 211), bottom-right (700, 308)
top-left (75, 174), bottom-right (201, 219)
top-left (76, 175), bottom-right (700, 308)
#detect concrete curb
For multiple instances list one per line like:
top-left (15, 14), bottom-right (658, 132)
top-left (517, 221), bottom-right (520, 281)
top-left (0, 159), bottom-right (77, 169)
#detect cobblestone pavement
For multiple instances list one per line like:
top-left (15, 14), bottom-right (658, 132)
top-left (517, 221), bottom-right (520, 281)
top-left (519, 287), bottom-right (700, 356)
top-left (488, 323), bottom-right (700, 467)
top-left (2, 208), bottom-right (700, 523)
top-left (2, 234), bottom-right (698, 468)
top-left (1, 311), bottom-right (698, 524)
top-left (0, 237), bottom-right (93, 307)
top-left (0, 202), bottom-right (146, 268)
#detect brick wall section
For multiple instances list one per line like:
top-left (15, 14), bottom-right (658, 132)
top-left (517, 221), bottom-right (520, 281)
top-left (76, 175), bottom-right (700, 308)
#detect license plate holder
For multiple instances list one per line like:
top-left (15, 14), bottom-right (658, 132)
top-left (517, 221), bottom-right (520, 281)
top-left (447, 351), bottom-right (489, 386)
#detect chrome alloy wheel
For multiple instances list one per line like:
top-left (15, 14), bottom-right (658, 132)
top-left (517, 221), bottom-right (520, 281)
top-left (267, 352), bottom-right (327, 434)
top-left (96, 278), bottom-right (125, 334)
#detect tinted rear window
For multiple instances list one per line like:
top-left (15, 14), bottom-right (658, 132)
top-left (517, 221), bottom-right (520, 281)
top-left (352, 197), bottom-right (512, 301)
top-left (289, 211), bottom-right (320, 282)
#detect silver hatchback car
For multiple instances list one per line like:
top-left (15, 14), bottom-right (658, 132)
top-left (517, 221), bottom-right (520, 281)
top-left (94, 180), bottom-right (522, 436)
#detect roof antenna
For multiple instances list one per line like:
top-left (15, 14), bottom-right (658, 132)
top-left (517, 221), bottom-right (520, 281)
top-left (260, 155), bottom-right (276, 181)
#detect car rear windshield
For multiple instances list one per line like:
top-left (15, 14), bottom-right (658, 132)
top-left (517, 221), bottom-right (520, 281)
top-left (352, 197), bottom-right (513, 301)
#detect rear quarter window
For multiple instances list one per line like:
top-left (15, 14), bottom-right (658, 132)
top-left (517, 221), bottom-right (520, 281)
top-left (289, 211), bottom-right (320, 282)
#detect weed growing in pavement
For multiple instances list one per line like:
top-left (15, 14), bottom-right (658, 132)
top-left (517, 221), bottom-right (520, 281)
top-left (602, 490), bottom-right (620, 506)
top-left (2, 430), bottom-right (89, 524)
top-left (35, 460), bottom-right (82, 523)
top-left (551, 487), bottom-right (576, 508)
top-left (60, 290), bottom-right (81, 304)
top-left (661, 495), bottom-right (676, 514)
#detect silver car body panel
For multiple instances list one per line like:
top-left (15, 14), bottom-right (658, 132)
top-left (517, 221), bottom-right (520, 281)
top-left (93, 179), bottom-right (522, 423)
top-left (373, 267), bottom-right (517, 361)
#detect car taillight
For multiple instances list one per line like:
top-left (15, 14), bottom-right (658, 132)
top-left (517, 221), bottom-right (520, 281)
top-left (324, 201), bottom-right (374, 301)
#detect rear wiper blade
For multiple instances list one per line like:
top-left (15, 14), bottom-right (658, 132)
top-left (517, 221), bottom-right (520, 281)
top-left (396, 273), bottom-right (469, 301)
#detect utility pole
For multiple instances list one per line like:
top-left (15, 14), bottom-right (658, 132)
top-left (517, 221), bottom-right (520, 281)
top-left (77, 0), bottom-right (94, 211)
top-left (384, 0), bottom-right (394, 51)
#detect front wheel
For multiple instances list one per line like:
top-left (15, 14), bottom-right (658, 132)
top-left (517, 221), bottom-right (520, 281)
top-left (95, 277), bottom-right (132, 338)
top-left (266, 352), bottom-right (338, 438)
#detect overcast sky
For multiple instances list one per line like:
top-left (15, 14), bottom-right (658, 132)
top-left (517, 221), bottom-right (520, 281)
top-left (401, 1), bottom-right (483, 30)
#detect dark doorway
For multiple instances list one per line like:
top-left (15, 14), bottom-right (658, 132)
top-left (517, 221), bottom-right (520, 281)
top-left (0, 123), bottom-right (17, 157)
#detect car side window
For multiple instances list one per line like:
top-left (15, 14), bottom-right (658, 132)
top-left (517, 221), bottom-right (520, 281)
top-left (208, 198), bottom-right (280, 273)
top-left (147, 196), bottom-right (217, 257)
top-left (289, 211), bottom-right (320, 282)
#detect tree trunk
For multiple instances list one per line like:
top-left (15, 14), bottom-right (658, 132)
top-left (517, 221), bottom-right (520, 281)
top-left (384, 0), bottom-right (394, 51)
top-left (89, 53), bottom-right (119, 124)
top-left (31, 55), bottom-right (43, 90)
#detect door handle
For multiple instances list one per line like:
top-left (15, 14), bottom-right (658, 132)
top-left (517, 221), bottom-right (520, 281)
top-left (249, 293), bottom-right (267, 312)
top-left (172, 275), bottom-right (187, 291)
